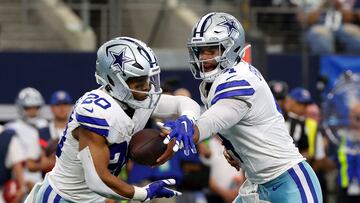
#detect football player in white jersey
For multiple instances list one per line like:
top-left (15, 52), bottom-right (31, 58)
top-left (5, 87), bottom-right (51, 190)
top-left (160, 12), bottom-right (323, 203)
top-left (24, 37), bottom-right (200, 203)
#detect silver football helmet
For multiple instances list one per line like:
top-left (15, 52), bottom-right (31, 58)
top-left (188, 12), bottom-right (246, 82)
top-left (95, 37), bottom-right (162, 109)
top-left (16, 87), bottom-right (44, 109)
top-left (16, 87), bottom-right (44, 123)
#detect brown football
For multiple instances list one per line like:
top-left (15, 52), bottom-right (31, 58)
top-left (128, 129), bottom-right (167, 166)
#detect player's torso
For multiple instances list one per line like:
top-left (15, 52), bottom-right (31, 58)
top-left (48, 89), bottom-right (153, 202)
top-left (5, 119), bottom-right (44, 183)
top-left (200, 62), bottom-right (304, 184)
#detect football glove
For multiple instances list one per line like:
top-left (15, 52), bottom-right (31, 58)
top-left (163, 115), bottom-right (197, 155)
top-left (133, 179), bottom-right (181, 202)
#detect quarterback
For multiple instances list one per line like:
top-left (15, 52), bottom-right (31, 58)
top-left (25, 37), bottom-right (200, 203)
top-left (161, 12), bottom-right (323, 203)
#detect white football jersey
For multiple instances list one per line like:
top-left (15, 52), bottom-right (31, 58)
top-left (5, 119), bottom-right (46, 184)
top-left (48, 89), bottom-right (154, 202)
top-left (199, 62), bottom-right (304, 184)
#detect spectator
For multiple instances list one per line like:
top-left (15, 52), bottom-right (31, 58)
top-left (305, 103), bottom-right (335, 203)
top-left (331, 101), bottom-right (360, 202)
top-left (268, 80), bottom-right (289, 116)
top-left (40, 90), bottom-right (73, 141)
top-left (0, 128), bottom-right (26, 203)
top-left (38, 90), bottom-right (73, 175)
top-left (201, 137), bottom-right (244, 203)
top-left (295, 0), bottom-right (360, 54)
top-left (284, 87), bottom-right (313, 156)
top-left (4, 87), bottom-right (52, 191)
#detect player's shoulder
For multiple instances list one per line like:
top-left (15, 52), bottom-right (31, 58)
top-left (210, 62), bottom-right (260, 104)
top-left (74, 90), bottom-right (115, 130)
top-left (74, 89), bottom-right (131, 139)
top-left (5, 119), bottom-right (27, 131)
top-left (75, 89), bottom-right (116, 116)
top-left (215, 62), bottom-right (253, 83)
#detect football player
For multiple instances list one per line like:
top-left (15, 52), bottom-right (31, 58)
top-left (25, 37), bottom-right (200, 203)
top-left (5, 87), bottom-right (52, 191)
top-left (159, 12), bottom-right (323, 203)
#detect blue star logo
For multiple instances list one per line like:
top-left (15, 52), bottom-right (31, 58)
top-left (110, 48), bottom-right (134, 74)
top-left (217, 16), bottom-right (238, 35)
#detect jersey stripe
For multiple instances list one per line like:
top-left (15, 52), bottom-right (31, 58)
top-left (81, 125), bottom-right (109, 137)
top-left (211, 88), bottom-right (255, 105)
top-left (76, 113), bottom-right (109, 127)
top-left (215, 80), bottom-right (251, 94)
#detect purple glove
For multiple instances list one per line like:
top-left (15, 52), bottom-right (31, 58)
top-left (141, 179), bottom-right (181, 201)
top-left (163, 115), bottom-right (197, 155)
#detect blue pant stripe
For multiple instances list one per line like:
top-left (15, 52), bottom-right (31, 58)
top-left (288, 167), bottom-right (308, 203)
top-left (299, 162), bottom-right (319, 203)
top-left (54, 194), bottom-right (61, 203)
top-left (43, 185), bottom-right (52, 203)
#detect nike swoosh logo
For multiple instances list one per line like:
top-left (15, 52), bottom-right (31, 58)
top-left (83, 107), bottom-right (94, 113)
top-left (272, 183), bottom-right (283, 191)
top-left (226, 75), bottom-right (236, 81)
top-left (181, 121), bottom-right (187, 132)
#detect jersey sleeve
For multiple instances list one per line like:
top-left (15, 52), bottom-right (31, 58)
top-left (74, 101), bottom-right (111, 138)
top-left (211, 75), bottom-right (255, 105)
top-left (6, 136), bottom-right (26, 168)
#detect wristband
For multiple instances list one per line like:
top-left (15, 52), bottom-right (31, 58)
top-left (133, 186), bottom-right (147, 201)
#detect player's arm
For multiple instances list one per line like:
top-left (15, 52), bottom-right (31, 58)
top-left (157, 99), bottom-right (249, 164)
top-left (11, 162), bottom-right (26, 202)
top-left (7, 135), bottom-right (26, 200)
top-left (26, 155), bottom-right (54, 173)
top-left (75, 127), bottom-right (135, 199)
top-left (194, 98), bottom-right (249, 142)
top-left (152, 94), bottom-right (200, 122)
top-left (75, 127), bottom-right (180, 201)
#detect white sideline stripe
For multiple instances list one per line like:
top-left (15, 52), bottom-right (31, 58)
top-left (293, 164), bottom-right (314, 203)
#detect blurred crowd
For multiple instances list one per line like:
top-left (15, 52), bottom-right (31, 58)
top-left (251, 0), bottom-right (360, 54)
top-left (268, 73), bottom-right (360, 203)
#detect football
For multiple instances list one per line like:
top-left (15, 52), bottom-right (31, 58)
top-left (128, 129), bottom-right (167, 166)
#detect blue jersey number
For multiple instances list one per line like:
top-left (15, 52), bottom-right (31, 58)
top-left (249, 65), bottom-right (263, 81)
top-left (273, 96), bottom-right (282, 114)
top-left (108, 142), bottom-right (128, 176)
top-left (56, 110), bottom-right (74, 158)
top-left (82, 93), bottom-right (111, 109)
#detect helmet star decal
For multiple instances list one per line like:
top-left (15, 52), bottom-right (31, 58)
top-left (217, 16), bottom-right (237, 35)
top-left (110, 48), bottom-right (134, 74)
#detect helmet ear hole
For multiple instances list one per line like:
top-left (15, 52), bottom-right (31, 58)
top-left (234, 46), bottom-right (240, 53)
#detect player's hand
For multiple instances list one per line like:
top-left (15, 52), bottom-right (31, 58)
top-left (163, 115), bottom-right (197, 155)
top-left (223, 149), bottom-right (240, 171)
top-left (153, 138), bottom-right (176, 167)
top-left (134, 179), bottom-right (182, 202)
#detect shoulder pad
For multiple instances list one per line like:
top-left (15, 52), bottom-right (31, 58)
top-left (211, 71), bottom-right (254, 105)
